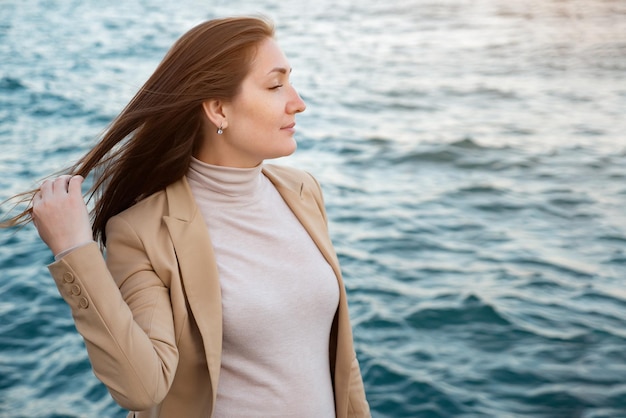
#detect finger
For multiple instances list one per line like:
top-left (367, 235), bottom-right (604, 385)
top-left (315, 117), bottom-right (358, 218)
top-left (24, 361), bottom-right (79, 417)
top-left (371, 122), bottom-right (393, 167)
top-left (53, 175), bottom-right (72, 194)
top-left (32, 193), bottom-right (41, 211)
top-left (68, 175), bottom-right (84, 196)
top-left (39, 179), bottom-right (53, 198)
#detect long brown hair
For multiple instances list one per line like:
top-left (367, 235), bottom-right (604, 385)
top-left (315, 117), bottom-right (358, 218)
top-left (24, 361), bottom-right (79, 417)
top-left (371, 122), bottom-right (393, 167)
top-left (1, 16), bottom-right (274, 245)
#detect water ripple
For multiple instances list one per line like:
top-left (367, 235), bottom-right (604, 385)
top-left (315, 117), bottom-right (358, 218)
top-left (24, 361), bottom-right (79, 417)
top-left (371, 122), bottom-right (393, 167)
top-left (2, 0), bottom-right (626, 417)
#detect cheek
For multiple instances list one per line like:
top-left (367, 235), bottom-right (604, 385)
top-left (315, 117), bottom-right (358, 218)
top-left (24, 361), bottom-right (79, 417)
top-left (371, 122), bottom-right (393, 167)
top-left (240, 97), bottom-right (267, 118)
top-left (251, 104), bottom-right (279, 129)
top-left (230, 93), bottom-right (282, 131)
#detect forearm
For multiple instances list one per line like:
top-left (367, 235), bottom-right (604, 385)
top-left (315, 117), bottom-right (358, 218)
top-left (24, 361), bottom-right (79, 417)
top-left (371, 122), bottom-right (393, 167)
top-left (48, 243), bottom-right (178, 410)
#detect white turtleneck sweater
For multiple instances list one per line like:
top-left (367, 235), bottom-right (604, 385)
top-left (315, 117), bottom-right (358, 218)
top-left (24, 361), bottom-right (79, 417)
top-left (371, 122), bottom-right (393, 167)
top-left (186, 158), bottom-right (339, 417)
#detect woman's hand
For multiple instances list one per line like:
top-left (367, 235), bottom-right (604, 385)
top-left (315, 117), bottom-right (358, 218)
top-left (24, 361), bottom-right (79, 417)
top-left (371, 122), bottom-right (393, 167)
top-left (32, 175), bottom-right (93, 257)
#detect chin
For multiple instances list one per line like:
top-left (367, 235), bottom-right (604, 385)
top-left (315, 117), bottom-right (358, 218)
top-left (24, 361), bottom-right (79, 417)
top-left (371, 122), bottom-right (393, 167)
top-left (273, 139), bottom-right (298, 159)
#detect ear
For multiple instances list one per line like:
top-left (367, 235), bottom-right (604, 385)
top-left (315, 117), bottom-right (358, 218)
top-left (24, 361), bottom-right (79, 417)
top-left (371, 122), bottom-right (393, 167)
top-left (201, 99), bottom-right (229, 130)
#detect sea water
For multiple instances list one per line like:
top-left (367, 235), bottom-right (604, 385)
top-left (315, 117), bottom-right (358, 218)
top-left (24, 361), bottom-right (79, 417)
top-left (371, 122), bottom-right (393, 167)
top-left (1, 0), bottom-right (625, 417)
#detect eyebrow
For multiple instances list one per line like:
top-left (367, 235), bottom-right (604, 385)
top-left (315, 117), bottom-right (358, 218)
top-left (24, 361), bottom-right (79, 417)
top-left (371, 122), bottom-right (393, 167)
top-left (267, 67), bottom-right (292, 75)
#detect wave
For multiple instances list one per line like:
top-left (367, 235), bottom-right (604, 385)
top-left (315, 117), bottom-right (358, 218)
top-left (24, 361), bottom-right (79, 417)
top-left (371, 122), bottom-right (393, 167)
top-left (0, 76), bottom-right (26, 92)
top-left (362, 359), bottom-right (463, 418)
top-left (406, 294), bottom-right (511, 330)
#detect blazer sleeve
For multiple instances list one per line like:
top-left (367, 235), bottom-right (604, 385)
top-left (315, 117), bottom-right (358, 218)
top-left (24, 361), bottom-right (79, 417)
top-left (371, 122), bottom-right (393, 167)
top-left (48, 215), bottom-right (178, 411)
top-left (348, 356), bottom-right (371, 417)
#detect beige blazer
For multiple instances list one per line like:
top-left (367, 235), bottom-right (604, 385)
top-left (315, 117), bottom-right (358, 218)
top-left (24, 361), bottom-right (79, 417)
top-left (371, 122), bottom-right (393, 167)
top-left (48, 164), bottom-right (371, 418)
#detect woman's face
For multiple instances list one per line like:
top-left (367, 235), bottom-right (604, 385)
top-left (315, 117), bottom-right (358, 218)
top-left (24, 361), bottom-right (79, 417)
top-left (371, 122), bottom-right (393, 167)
top-left (203, 37), bottom-right (307, 168)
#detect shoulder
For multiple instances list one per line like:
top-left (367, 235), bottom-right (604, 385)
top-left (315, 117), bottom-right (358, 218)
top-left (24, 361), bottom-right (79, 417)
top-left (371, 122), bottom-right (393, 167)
top-left (263, 163), bottom-right (312, 180)
top-left (113, 189), bottom-right (168, 225)
top-left (104, 185), bottom-right (172, 240)
top-left (263, 163), bottom-right (323, 193)
top-left (263, 163), bottom-right (328, 223)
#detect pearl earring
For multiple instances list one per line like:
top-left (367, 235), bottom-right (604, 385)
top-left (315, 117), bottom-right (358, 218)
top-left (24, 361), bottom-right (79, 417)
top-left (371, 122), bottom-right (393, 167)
top-left (217, 124), bottom-right (224, 135)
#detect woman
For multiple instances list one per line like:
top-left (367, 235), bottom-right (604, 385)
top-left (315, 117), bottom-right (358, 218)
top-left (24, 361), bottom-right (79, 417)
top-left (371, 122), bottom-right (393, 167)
top-left (2, 16), bottom-right (370, 418)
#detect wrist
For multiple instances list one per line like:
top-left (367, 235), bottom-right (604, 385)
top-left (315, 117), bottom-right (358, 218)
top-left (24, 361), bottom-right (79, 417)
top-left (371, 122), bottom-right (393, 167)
top-left (54, 241), bottom-right (95, 260)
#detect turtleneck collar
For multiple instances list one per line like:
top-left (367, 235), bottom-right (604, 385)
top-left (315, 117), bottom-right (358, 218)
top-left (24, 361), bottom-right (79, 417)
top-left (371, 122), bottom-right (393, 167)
top-left (186, 157), bottom-right (264, 201)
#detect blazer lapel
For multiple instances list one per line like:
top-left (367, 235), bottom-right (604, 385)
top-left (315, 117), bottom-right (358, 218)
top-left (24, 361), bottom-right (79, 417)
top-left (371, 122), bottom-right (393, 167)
top-left (162, 178), bottom-right (222, 405)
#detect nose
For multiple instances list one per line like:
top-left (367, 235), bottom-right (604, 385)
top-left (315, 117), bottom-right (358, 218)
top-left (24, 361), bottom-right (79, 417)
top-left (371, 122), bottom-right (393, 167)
top-left (288, 85), bottom-right (306, 114)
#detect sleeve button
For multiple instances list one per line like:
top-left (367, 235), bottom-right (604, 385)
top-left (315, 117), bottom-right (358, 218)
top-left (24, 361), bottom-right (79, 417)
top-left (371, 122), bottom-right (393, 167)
top-left (78, 297), bottom-right (89, 309)
top-left (63, 272), bottom-right (75, 283)
top-left (70, 284), bottom-right (81, 296)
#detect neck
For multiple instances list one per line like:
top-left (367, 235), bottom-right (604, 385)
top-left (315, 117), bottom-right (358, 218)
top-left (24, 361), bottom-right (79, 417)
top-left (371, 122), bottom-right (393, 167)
top-left (186, 157), bottom-right (263, 199)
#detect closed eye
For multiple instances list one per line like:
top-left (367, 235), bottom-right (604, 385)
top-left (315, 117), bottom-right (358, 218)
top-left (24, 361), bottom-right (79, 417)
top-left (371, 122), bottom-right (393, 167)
top-left (269, 84), bottom-right (284, 90)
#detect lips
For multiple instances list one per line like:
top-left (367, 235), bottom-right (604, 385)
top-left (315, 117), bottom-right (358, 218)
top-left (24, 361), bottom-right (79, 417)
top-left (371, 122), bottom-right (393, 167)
top-left (281, 122), bottom-right (296, 129)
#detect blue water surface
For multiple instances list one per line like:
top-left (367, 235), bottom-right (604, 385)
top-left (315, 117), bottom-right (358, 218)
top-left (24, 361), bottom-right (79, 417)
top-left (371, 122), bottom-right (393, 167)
top-left (1, 0), bottom-right (626, 417)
